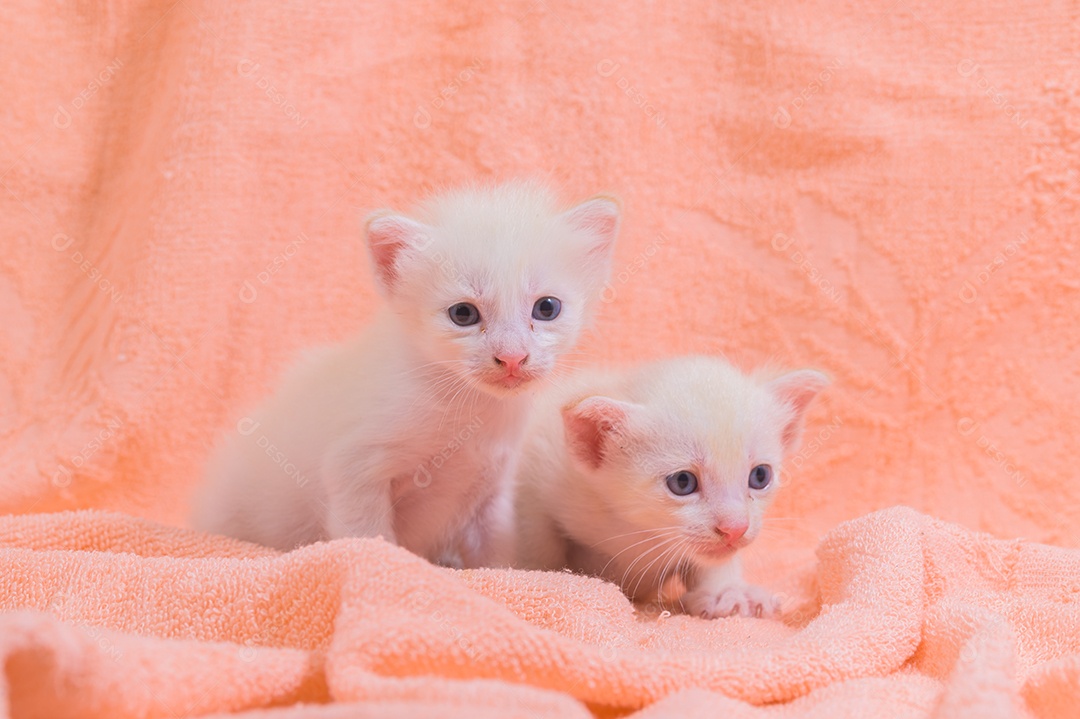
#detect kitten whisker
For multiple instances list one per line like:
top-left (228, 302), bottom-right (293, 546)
top-left (664, 539), bottom-right (697, 609)
top-left (438, 378), bottom-right (479, 434)
top-left (629, 537), bottom-right (689, 602)
top-left (627, 540), bottom-right (674, 601)
top-left (617, 534), bottom-right (683, 597)
top-left (655, 539), bottom-right (695, 611)
top-left (589, 525), bottom-right (686, 548)
top-left (411, 367), bottom-right (463, 392)
top-left (597, 529), bottom-right (685, 577)
top-left (612, 533), bottom-right (683, 585)
top-left (412, 372), bottom-right (470, 414)
top-left (397, 358), bottom-right (469, 376)
top-left (672, 540), bottom-right (699, 609)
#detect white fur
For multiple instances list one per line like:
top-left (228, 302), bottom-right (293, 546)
top-left (193, 182), bottom-right (619, 566)
top-left (515, 355), bottom-right (828, 618)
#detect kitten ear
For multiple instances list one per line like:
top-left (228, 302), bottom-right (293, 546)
top-left (559, 196), bottom-right (621, 265)
top-left (364, 213), bottom-right (434, 294)
top-left (766, 369), bottom-right (830, 454)
top-left (562, 395), bottom-right (637, 471)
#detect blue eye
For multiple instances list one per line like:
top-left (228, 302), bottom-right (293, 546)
top-left (532, 297), bottom-right (561, 321)
top-left (448, 302), bottom-right (481, 326)
top-left (749, 464), bottom-right (772, 490)
top-left (665, 470), bottom-right (698, 496)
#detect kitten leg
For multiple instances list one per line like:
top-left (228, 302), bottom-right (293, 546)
top-left (320, 443), bottom-right (398, 544)
top-left (458, 479), bottom-right (517, 568)
top-left (679, 555), bottom-right (780, 619)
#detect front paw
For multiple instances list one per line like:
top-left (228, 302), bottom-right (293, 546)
top-left (679, 584), bottom-right (779, 619)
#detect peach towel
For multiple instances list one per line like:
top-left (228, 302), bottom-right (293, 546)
top-left (0, 506), bottom-right (1076, 717)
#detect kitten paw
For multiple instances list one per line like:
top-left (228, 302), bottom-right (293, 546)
top-left (679, 584), bottom-right (779, 619)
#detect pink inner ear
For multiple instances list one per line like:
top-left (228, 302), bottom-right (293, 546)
top-left (562, 397), bottom-right (627, 471)
top-left (579, 212), bottom-right (618, 245)
top-left (562, 197), bottom-right (620, 259)
top-left (366, 215), bottom-right (426, 291)
top-left (768, 370), bottom-right (830, 453)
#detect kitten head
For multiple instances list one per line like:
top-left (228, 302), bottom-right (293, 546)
top-left (365, 182), bottom-right (619, 397)
top-left (562, 356), bottom-right (828, 565)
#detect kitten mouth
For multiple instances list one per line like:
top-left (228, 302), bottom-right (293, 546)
top-left (481, 373), bottom-right (536, 392)
top-left (694, 541), bottom-right (740, 559)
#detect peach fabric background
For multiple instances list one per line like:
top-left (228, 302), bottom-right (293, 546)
top-left (0, 0), bottom-right (1078, 715)
top-left (1, 0), bottom-right (1076, 546)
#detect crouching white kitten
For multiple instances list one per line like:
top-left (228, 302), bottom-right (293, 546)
top-left (193, 182), bottom-right (620, 567)
top-left (515, 355), bottom-right (828, 618)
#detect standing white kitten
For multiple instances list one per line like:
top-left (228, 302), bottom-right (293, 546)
top-left (515, 355), bottom-right (828, 618)
top-left (194, 182), bottom-right (620, 567)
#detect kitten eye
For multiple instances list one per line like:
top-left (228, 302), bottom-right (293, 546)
top-left (665, 470), bottom-right (699, 497)
top-left (448, 302), bottom-right (481, 327)
top-left (749, 464), bottom-right (773, 490)
top-left (532, 296), bottom-right (562, 321)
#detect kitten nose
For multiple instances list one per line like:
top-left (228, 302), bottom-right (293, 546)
top-left (714, 520), bottom-right (748, 543)
top-left (494, 353), bottom-right (528, 375)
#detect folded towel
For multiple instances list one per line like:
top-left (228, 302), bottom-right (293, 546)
top-left (0, 507), bottom-right (1075, 716)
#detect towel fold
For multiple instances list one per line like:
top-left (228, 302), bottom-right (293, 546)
top-left (0, 506), bottom-right (1075, 716)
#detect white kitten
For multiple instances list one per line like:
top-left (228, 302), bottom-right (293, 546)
top-left (515, 355), bottom-right (828, 618)
top-left (193, 182), bottom-right (620, 567)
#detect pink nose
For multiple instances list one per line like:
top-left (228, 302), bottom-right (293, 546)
top-left (494, 353), bottom-right (528, 375)
top-left (714, 521), bottom-right (748, 543)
